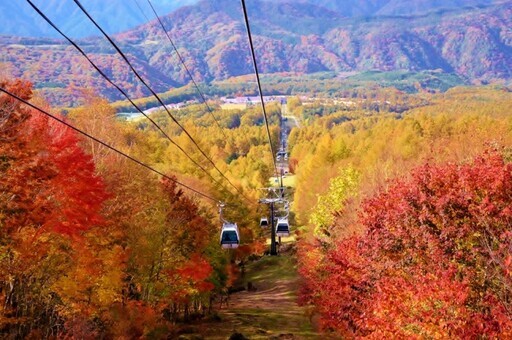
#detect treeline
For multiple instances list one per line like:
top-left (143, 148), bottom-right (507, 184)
top-left (111, 71), bottom-right (455, 114)
top-left (290, 86), bottom-right (512, 337)
top-left (0, 78), bottom-right (271, 338)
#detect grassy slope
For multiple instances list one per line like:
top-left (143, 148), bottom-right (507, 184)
top-left (198, 245), bottom-right (323, 339)
top-left (178, 107), bottom-right (322, 339)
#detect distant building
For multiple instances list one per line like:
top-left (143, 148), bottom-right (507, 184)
top-left (220, 95), bottom-right (287, 106)
top-left (143, 102), bottom-right (186, 114)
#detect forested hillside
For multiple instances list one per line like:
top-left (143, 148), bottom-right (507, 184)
top-left (1, 0), bottom-right (510, 106)
top-left (1, 0), bottom-right (502, 38)
top-left (2, 75), bottom-right (512, 337)
top-left (2, 0), bottom-right (512, 338)
top-left (289, 86), bottom-right (512, 337)
top-left (0, 78), bottom-right (276, 337)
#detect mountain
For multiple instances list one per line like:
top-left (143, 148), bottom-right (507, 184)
top-left (2, 0), bottom-right (502, 38)
top-left (292, 0), bottom-right (498, 17)
top-left (0, 0), bottom-right (198, 38)
top-left (146, 0), bottom-right (512, 79)
top-left (375, 0), bottom-right (498, 15)
top-left (302, 0), bottom-right (497, 18)
top-left (2, 0), bottom-right (511, 106)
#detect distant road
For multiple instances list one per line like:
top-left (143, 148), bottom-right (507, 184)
top-left (268, 104), bottom-right (303, 180)
top-left (281, 103), bottom-right (301, 128)
top-left (282, 114), bottom-right (301, 128)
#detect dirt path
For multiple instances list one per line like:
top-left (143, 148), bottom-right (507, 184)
top-left (185, 107), bottom-right (328, 339)
top-left (194, 244), bottom-right (330, 339)
top-left (196, 110), bottom-right (327, 339)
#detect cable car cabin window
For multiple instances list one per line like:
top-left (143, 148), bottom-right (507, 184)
top-left (276, 223), bottom-right (289, 232)
top-left (221, 230), bottom-right (238, 243)
top-left (220, 222), bottom-right (240, 249)
top-left (260, 217), bottom-right (269, 227)
top-left (276, 219), bottom-right (290, 236)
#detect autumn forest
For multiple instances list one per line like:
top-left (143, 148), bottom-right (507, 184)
top-left (2, 0), bottom-right (512, 339)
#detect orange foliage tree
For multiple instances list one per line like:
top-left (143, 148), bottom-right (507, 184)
top-left (0, 78), bottom-right (269, 336)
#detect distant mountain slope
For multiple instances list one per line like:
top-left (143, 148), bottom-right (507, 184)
top-left (125, 0), bottom-right (512, 80)
top-left (0, 0), bottom-right (198, 38)
top-left (2, 0), bottom-right (503, 38)
top-left (292, 0), bottom-right (499, 16)
top-left (1, 0), bottom-right (511, 106)
top-left (376, 0), bottom-right (499, 15)
top-left (292, 0), bottom-right (391, 17)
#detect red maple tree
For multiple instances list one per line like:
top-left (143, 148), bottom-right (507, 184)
top-left (1, 79), bottom-right (110, 337)
top-left (301, 149), bottom-right (512, 337)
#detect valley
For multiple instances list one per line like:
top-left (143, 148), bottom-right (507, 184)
top-left (1, 0), bottom-right (511, 107)
top-left (1, 0), bottom-right (512, 339)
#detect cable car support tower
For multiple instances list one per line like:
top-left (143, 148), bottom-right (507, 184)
top-left (259, 187), bottom-right (288, 255)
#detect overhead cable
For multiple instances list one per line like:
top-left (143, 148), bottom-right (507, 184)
top-left (132, 0), bottom-right (151, 23)
top-left (145, 0), bottom-right (231, 143)
top-left (239, 0), bottom-right (279, 177)
top-left (26, 0), bottom-right (230, 193)
top-left (71, 0), bottom-right (250, 202)
top-left (0, 86), bottom-right (220, 203)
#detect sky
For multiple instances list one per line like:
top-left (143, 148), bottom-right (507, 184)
top-left (0, 0), bottom-right (199, 38)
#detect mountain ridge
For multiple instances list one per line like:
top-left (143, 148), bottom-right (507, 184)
top-left (2, 0), bottom-right (511, 106)
top-left (2, 0), bottom-right (505, 38)
top-left (0, 0), bottom-right (199, 38)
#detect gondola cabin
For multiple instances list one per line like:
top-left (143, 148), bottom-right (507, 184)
top-left (260, 217), bottom-right (269, 227)
top-left (276, 217), bottom-right (290, 237)
top-left (277, 150), bottom-right (287, 158)
top-left (220, 222), bottom-right (240, 249)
